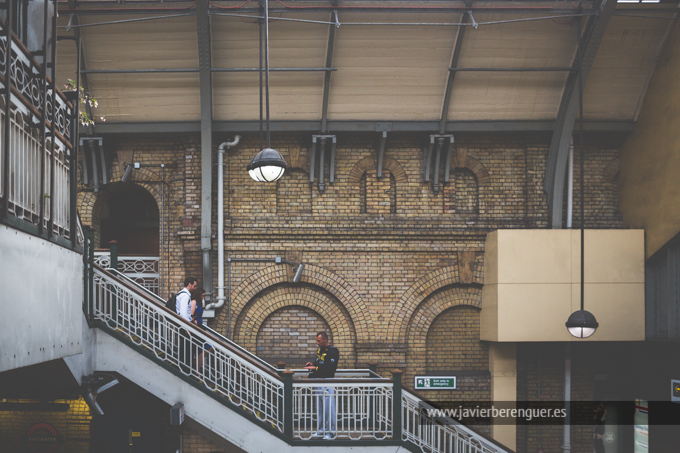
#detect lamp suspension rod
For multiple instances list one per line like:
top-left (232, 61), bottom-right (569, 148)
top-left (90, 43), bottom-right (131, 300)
top-left (259, 10), bottom-right (264, 151)
top-left (577, 14), bottom-right (585, 313)
top-left (264, 0), bottom-right (272, 148)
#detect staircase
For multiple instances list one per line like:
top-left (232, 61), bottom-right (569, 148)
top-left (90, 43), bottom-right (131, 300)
top-left (83, 258), bottom-right (513, 453)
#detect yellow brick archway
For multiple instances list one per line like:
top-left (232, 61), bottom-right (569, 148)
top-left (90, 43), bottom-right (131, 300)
top-left (214, 263), bottom-right (373, 343)
top-left (233, 286), bottom-right (357, 369)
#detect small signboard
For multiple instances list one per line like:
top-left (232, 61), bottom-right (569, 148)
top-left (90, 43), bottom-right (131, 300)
top-left (414, 376), bottom-right (456, 390)
top-left (170, 403), bottom-right (184, 426)
top-left (672, 379), bottom-right (680, 403)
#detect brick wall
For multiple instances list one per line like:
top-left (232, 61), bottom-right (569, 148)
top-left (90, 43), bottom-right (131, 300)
top-left (256, 305), bottom-right (332, 367)
top-left (76, 131), bottom-right (623, 450)
top-left (0, 398), bottom-right (92, 452)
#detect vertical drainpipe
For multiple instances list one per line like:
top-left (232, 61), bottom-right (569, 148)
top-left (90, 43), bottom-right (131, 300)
top-left (207, 136), bottom-right (241, 312)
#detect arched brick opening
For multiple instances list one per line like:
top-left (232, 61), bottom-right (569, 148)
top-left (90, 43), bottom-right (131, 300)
top-left (255, 306), bottom-right (332, 366)
top-left (348, 156), bottom-right (408, 185)
top-left (234, 285), bottom-right (357, 369)
top-left (215, 263), bottom-right (372, 344)
top-left (404, 287), bottom-right (489, 406)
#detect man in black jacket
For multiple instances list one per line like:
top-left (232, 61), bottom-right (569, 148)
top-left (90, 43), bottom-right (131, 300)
top-left (304, 332), bottom-right (339, 439)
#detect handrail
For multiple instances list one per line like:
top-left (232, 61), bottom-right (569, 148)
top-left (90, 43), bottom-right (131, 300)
top-left (97, 265), bottom-right (281, 378)
top-left (107, 267), bottom-right (279, 372)
top-left (89, 265), bottom-right (285, 432)
top-left (401, 388), bottom-right (511, 453)
top-left (86, 264), bottom-right (511, 450)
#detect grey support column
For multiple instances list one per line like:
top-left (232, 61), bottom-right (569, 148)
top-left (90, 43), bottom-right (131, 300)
top-left (197, 0), bottom-right (214, 293)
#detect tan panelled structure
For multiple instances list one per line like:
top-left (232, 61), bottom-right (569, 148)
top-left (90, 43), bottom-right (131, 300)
top-left (619, 22), bottom-right (680, 258)
top-left (481, 229), bottom-right (645, 342)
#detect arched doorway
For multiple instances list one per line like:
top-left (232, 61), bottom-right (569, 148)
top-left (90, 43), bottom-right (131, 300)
top-left (93, 184), bottom-right (161, 294)
top-left (99, 184), bottom-right (159, 254)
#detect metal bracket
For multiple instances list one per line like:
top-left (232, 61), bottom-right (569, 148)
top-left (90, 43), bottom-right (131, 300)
top-left (377, 131), bottom-right (388, 178)
top-left (80, 137), bottom-right (106, 191)
top-left (309, 134), bottom-right (337, 194)
top-left (423, 134), bottom-right (454, 195)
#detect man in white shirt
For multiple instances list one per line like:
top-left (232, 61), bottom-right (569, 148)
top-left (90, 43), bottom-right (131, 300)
top-left (176, 276), bottom-right (197, 322)
top-left (176, 276), bottom-right (197, 375)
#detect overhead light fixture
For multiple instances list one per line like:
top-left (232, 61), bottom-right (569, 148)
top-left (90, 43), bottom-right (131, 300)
top-left (247, 0), bottom-right (287, 183)
top-left (566, 309), bottom-right (599, 338)
top-left (566, 16), bottom-right (598, 339)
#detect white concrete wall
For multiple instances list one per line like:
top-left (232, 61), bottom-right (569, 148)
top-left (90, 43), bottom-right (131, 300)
top-left (0, 225), bottom-right (83, 372)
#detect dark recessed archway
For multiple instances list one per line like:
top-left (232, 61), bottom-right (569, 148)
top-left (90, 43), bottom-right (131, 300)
top-left (97, 184), bottom-right (159, 255)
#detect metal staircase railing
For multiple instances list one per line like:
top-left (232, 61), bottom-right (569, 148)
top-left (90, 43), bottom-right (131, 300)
top-left (83, 241), bottom-right (512, 451)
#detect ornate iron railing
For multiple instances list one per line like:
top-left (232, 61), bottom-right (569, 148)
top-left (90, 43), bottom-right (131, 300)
top-left (292, 381), bottom-right (393, 440)
top-left (85, 261), bottom-right (511, 451)
top-left (90, 264), bottom-right (285, 432)
top-left (0, 19), bottom-right (75, 244)
top-left (402, 391), bottom-right (505, 453)
top-left (94, 252), bottom-right (160, 295)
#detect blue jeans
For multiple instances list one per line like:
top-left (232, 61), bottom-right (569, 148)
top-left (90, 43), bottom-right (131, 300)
top-left (316, 386), bottom-right (336, 435)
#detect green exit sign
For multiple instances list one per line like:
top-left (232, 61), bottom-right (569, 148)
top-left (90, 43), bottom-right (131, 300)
top-left (414, 376), bottom-right (456, 390)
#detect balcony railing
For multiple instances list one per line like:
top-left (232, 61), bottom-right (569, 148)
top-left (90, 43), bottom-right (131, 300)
top-left (83, 242), bottom-right (510, 451)
top-left (0, 18), bottom-right (76, 247)
top-left (94, 252), bottom-right (160, 295)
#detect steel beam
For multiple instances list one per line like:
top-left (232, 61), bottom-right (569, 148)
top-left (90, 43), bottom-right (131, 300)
top-left (80, 68), bottom-right (336, 74)
top-left (440, 3), bottom-right (471, 134)
top-left (197, 0), bottom-right (214, 293)
top-left (321, 6), bottom-right (338, 133)
top-left (545, 0), bottom-right (617, 229)
top-left (92, 120), bottom-right (636, 135)
top-left (59, 3), bottom-right (597, 16)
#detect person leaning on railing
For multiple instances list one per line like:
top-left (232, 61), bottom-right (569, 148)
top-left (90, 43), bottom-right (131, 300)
top-left (304, 332), bottom-right (339, 440)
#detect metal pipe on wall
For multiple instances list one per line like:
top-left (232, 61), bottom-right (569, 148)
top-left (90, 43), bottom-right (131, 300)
top-left (206, 135), bottom-right (241, 312)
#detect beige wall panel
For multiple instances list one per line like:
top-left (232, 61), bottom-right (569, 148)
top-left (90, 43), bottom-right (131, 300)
top-left (482, 229), bottom-right (645, 342)
top-left (496, 283), bottom-right (574, 342)
top-left (481, 284), bottom-right (499, 342)
top-left (447, 13), bottom-right (573, 120)
top-left (212, 14), bottom-right (328, 121)
top-left (488, 343), bottom-right (517, 451)
top-left (619, 23), bottom-right (680, 258)
top-left (574, 283), bottom-right (645, 342)
top-left (86, 74), bottom-right (200, 122)
top-left (484, 230), bottom-right (499, 285)
top-left (327, 12), bottom-right (459, 121)
top-left (495, 229), bottom-right (572, 284)
top-left (574, 229), bottom-right (645, 284)
top-left (584, 15), bottom-right (674, 120)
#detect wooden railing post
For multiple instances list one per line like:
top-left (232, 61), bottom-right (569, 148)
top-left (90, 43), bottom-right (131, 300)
top-left (392, 369), bottom-right (403, 442)
top-left (283, 369), bottom-right (294, 439)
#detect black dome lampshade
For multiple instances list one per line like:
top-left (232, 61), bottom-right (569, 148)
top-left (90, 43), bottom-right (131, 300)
top-left (565, 309), bottom-right (599, 339)
top-left (246, 147), bottom-right (287, 182)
